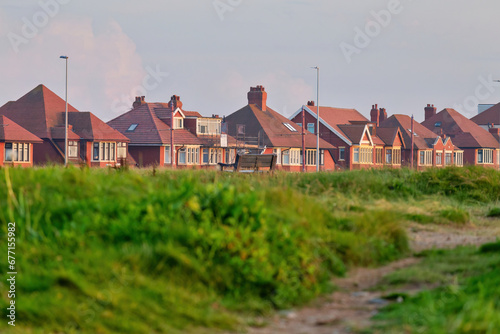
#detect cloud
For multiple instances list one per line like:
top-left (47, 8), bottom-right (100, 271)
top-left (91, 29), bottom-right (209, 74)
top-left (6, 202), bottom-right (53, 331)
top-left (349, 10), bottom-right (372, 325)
top-left (0, 15), bottom-right (145, 121)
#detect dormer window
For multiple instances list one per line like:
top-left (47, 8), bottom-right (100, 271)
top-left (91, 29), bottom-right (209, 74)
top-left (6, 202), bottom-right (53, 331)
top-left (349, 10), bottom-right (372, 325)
top-left (283, 123), bottom-right (297, 132)
top-left (197, 118), bottom-right (221, 135)
top-left (174, 118), bottom-right (183, 129)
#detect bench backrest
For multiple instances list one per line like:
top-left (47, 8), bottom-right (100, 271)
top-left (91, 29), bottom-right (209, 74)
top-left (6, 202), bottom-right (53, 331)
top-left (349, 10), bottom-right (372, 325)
top-left (235, 154), bottom-right (277, 171)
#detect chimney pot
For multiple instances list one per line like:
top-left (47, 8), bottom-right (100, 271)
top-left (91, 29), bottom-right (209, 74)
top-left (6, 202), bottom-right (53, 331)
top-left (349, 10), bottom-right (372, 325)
top-left (425, 104), bottom-right (437, 121)
top-left (247, 85), bottom-right (267, 111)
top-left (370, 104), bottom-right (380, 127)
top-left (169, 95), bottom-right (183, 111)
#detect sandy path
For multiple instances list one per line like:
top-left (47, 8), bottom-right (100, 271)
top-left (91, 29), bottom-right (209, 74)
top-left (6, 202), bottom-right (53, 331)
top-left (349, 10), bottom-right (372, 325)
top-left (246, 223), bottom-right (500, 334)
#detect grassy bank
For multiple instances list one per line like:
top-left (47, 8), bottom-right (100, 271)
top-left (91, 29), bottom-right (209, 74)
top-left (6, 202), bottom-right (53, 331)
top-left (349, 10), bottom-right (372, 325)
top-left (369, 242), bottom-right (500, 333)
top-left (0, 166), bottom-right (498, 333)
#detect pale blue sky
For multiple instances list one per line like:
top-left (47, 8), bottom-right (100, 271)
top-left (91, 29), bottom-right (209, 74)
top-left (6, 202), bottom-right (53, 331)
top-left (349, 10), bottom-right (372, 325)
top-left (1, 0), bottom-right (500, 122)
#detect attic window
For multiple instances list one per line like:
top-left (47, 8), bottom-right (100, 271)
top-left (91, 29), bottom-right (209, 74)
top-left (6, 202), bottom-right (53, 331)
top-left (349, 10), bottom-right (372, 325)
top-left (127, 124), bottom-right (138, 132)
top-left (283, 123), bottom-right (297, 132)
top-left (434, 122), bottom-right (442, 128)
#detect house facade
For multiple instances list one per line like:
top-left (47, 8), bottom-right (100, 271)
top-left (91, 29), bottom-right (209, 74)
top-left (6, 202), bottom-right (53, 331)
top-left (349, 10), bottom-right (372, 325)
top-left (422, 106), bottom-right (498, 169)
top-left (0, 85), bottom-right (129, 167)
top-left (379, 111), bottom-right (463, 169)
top-left (224, 86), bottom-right (335, 172)
top-left (290, 103), bottom-right (403, 170)
top-left (0, 115), bottom-right (42, 167)
top-left (107, 95), bottom-right (240, 168)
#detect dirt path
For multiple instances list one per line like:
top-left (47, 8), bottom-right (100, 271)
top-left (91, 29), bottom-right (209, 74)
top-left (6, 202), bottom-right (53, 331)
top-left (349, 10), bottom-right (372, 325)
top-left (247, 223), bottom-right (500, 334)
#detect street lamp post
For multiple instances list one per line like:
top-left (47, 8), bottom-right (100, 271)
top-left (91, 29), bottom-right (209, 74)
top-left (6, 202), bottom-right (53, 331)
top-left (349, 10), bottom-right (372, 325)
top-left (60, 56), bottom-right (69, 167)
top-left (494, 80), bottom-right (500, 170)
top-left (312, 66), bottom-right (320, 172)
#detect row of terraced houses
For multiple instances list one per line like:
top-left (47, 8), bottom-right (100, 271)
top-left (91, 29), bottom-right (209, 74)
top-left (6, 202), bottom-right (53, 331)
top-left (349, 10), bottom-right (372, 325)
top-left (0, 84), bottom-right (499, 170)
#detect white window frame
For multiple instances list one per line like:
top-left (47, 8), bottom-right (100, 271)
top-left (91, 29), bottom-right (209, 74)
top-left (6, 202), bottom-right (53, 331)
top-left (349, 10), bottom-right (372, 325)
top-left (285, 148), bottom-right (301, 165)
top-left (353, 147), bottom-right (360, 163)
top-left (445, 151), bottom-right (452, 165)
top-left (68, 141), bottom-right (78, 158)
top-left (436, 152), bottom-right (443, 165)
top-left (182, 146), bottom-right (199, 165)
top-left (478, 149), bottom-right (493, 164)
top-left (305, 149), bottom-right (317, 166)
top-left (454, 151), bottom-right (464, 167)
top-left (92, 142), bottom-right (116, 162)
top-left (339, 147), bottom-right (345, 161)
top-left (4, 143), bottom-right (30, 162)
top-left (197, 118), bottom-right (221, 135)
top-left (165, 146), bottom-right (171, 164)
top-left (174, 117), bottom-right (184, 129)
top-left (283, 150), bottom-right (290, 165)
top-left (273, 148), bottom-right (282, 165)
top-left (392, 148), bottom-right (401, 165)
top-left (117, 143), bottom-right (127, 159)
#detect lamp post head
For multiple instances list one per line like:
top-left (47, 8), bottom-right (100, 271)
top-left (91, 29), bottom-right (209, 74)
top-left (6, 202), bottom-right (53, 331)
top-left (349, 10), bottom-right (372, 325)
top-left (60, 56), bottom-right (68, 59)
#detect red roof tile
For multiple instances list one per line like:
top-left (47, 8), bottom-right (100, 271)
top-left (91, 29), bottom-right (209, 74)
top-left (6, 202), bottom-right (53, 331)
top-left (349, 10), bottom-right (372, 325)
top-left (0, 85), bottom-right (78, 139)
top-left (0, 115), bottom-right (42, 143)
top-left (68, 112), bottom-right (129, 142)
top-left (50, 126), bottom-right (81, 140)
top-left (380, 114), bottom-right (439, 150)
top-left (226, 104), bottom-right (334, 149)
top-left (107, 103), bottom-right (204, 146)
top-left (376, 127), bottom-right (403, 147)
top-left (470, 103), bottom-right (500, 126)
top-left (422, 108), bottom-right (498, 148)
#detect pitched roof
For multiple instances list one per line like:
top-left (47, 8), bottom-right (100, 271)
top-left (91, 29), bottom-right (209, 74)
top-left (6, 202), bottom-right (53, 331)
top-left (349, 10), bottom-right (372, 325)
top-left (337, 124), bottom-right (370, 145)
top-left (227, 104), bottom-right (334, 149)
top-left (0, 115), bottom-right (42, 143)
top-left (470, 103), bottom-right (500, 125)
top-left (50, 126), bottom-right (81, 140)
top-left (107, 103), bottom-right (204, 146)
top-left (0, 85), bottom-right (78, 139)
top-left (377, 127), bottom-right (404, 147)
top-left (290, 106), bottom-right (370, 145)
top-left (422, 108), bottom-right (498, 148)
top-left (380, 114), bottom-right (438, 150)
top-left (68, 112), bottom-right (129, 142)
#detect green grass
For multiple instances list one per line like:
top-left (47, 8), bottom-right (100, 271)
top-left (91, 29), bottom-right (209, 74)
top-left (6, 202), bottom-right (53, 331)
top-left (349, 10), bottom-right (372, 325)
top-left (369, 245), bottom-right (500, 334)
top-left (0, 166), bottom-right (498, 333)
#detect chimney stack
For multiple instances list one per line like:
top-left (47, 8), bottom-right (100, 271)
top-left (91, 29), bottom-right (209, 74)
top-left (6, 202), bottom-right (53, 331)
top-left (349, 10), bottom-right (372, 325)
top-left (307, 101), bottom-right (315, 106)
top-left (133, 96), bottom-right (146, 108)
top-left (425, 104), bottom-right (437, 121)
top-left (489, 125), bottom-right (499, 136)
top-left (370, 104), bottom-right (380, 126)
top-left (169, 95), bottom-right (183, 111)
top-left (379, 107), bottom-right (387, 125)
top-left (248, 85), bottom-right (267, 111)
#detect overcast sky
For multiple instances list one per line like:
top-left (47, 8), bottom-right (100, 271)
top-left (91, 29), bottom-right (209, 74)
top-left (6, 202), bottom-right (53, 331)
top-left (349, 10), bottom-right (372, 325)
top-left (1, 0), bottom-right (500, 122)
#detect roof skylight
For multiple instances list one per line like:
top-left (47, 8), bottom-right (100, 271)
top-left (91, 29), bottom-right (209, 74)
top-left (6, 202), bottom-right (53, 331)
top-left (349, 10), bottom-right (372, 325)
top-left (283, 123), bottom-right (297, 132)
top-left (127, 124), bottom-right (139, 132)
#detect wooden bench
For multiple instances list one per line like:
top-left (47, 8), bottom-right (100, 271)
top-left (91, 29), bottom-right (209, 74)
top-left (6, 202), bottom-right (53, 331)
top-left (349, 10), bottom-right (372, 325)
top-left (218, 154), bottom-right (277, 172)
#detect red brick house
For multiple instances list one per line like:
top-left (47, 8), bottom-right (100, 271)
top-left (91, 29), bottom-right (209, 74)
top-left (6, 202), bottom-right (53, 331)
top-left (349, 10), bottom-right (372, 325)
top-left (471, 103), bottom-right (500, 132)
top-left (224, 86), bottom-right (335, 172)
top-left (290, 103), bottom-right (402, 170)
top-left (422, 106), bottom-right (498, 168)
top-left (0, 115), bottom-right (42, 167)
top-left (379, 112), bottom-right (462, 169)
top-left (471, 104), bottom-right (500, 167)
top-left (107, 95), bottom-right (239, 168)
top-left (0, 85), bottom-right (129, 167)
